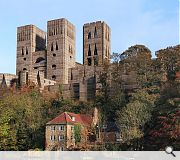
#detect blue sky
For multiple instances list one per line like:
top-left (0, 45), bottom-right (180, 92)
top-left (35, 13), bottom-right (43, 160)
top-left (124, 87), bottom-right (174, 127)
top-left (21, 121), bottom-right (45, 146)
top-left (0, 0), bottom-right (179, 74)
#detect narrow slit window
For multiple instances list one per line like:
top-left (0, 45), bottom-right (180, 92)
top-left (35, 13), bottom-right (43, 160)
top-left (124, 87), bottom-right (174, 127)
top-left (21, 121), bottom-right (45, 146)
top-left (56, 42), bottom-right (58, 50)
top-left (51, 43), bottom-right (53, 51)
top-left (94, 44), bottom-right (98, 55)
top-left (71, 69), bottom-right (73, 80)
top-left (26, 47), bottom-right (28, 55)
top-left (22, 48), bottom-right (24, 55)
top-left (94, 27), bottom-right (97, 38)
top-left (88, 32), bottom-right (91, 39)
top-left (88, 44), bottom-right (91, 56)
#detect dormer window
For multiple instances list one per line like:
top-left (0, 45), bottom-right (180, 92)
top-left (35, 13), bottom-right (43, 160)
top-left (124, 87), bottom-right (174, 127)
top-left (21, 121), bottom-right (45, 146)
top-left (72, 117), bottom-right (75, 121)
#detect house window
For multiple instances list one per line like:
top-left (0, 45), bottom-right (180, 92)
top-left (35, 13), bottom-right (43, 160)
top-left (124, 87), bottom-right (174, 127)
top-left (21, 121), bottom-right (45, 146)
top-left (71, 126), bottom-right (74, 131)
top-left (71, 135), bottom-right (74, 140)
top-left (59, 125), bottom-right (64, 131)
top-left (50, 135), bottom-right (55, 141)
top-left (51, 126), bottom-right (56, 131)
top-left (58, 135), bottom-right (65, 141)
top-left (59, 147), bottom-right (64, 151)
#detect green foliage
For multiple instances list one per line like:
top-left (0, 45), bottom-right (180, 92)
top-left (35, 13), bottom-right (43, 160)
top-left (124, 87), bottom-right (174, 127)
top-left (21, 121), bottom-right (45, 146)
top-left (74, 123), bottom-right (81, 144)
top-left (116, 90), bottom-right (156, 144)
top-left (0, 90), bottom-right (50, 150)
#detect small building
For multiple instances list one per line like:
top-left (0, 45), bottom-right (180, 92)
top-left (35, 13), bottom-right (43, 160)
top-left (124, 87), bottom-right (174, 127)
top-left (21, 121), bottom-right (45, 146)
top-left (101, 122), bottom-right (121, 144)
top-left (45, 111), bottom-right (98, 151)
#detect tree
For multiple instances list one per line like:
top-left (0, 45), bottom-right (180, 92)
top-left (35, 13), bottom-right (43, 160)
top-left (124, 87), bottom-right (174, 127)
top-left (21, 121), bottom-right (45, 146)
top-left (142, 45), bottom-right (180, 150)
top-left (116, 89), bottom-right (157, 150)
top-left (0, 89), bottom-right (50, 150)
top-left (144, 81), bottom-right (180, 150)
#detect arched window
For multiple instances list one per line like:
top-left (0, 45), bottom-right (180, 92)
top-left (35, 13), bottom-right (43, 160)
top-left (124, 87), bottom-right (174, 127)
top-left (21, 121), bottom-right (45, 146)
top-left (94, 27), bottom-right (97, 38)
top-left (52, 64), bottom-right (56, 70)
top-left (88, 32), bottom-right (91, 39)
top-left (51, 43), bottom-right (53, 51)
top-left (88, 44), bottom-right (91, 56)
top-left (23, 68), bottom-right (27, 71)
top-left (35, 57), bottom-right (45, 63)
top-left (22, 48), bottom-right (24, 55)
top-left (26, 47), bottom-right (28, 55)
top-left (94, 44), bottom-right (98, 55)
top-left (56, 42), bottom-right (58, 50)
top-left (52, 75), bottom-right (56, 80)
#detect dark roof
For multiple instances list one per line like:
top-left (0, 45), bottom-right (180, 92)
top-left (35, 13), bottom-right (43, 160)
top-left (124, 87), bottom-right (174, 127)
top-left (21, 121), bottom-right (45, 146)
top-left (103, 122), bottom-right (119, 132)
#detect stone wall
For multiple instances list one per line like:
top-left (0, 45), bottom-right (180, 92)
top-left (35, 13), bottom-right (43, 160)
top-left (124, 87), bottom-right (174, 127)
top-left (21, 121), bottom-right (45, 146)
top-left (0, 73), bottom-right (17, 87)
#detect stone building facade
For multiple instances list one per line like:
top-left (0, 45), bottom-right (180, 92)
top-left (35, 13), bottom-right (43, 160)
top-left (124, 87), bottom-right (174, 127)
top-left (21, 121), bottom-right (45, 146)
top-left (14, 18), bottom-right (111, 101)
top-left (83, 21), bottom-right (111, 66)
top-left (45, 111), bottom-right (97, 151)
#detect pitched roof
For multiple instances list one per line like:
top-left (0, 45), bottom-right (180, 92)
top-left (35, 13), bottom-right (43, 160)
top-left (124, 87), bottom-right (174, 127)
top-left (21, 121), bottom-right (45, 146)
top-left (47, 112), bottom-right (92, 126)
top-left (176, 72), bottom-right (180, 80)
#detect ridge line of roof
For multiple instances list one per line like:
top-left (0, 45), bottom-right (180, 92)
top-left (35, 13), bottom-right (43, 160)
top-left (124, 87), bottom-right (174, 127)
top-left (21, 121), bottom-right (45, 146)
top-left (64, 112), bottom-right (67, 124)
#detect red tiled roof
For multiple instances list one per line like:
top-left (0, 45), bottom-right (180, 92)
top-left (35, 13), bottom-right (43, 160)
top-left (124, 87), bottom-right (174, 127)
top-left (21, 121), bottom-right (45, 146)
top-left (176, 72), bottom-right (180, 80)
top-left (47, 112), bottom-right (92, 126)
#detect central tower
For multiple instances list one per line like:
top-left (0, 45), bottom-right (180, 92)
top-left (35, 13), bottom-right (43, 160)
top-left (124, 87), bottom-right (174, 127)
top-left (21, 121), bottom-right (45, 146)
top-left (47, 18), bottom-right (76, 84)
top-left (83, 21), bottom-right (111, 66)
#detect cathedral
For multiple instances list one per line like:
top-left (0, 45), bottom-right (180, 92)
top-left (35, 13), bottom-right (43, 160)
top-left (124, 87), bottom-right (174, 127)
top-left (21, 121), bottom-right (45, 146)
top-left (0, 18), bottom-right (111, 101)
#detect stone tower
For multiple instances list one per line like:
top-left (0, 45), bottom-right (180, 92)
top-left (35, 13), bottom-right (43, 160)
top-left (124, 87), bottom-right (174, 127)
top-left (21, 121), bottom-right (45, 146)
top-left (47, 18), bottom-right (76, 84)
top-left (83, 21), bottom-right (111, 66)
top-left (16, 25), bottom-right (46, 75)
